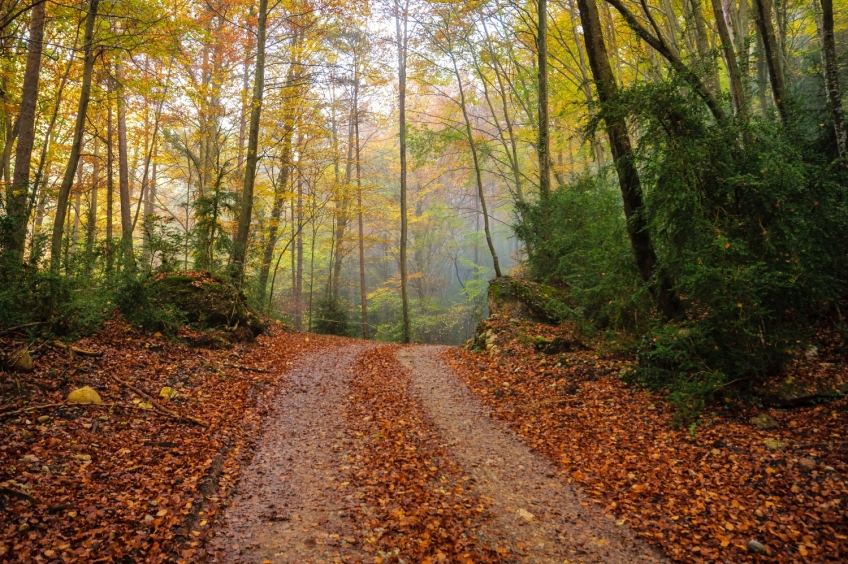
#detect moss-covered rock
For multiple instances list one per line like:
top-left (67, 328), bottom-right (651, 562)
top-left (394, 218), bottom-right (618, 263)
top-left (487, 276), bottom-right (571, 324)
top-left (67, 386), bottom-right (102, 404)
top-left (147, 272), bottom-right (265, 339)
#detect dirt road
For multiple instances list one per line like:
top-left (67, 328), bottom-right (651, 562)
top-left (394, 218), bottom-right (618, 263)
top-left (209, 343), bottom-right (662, 563)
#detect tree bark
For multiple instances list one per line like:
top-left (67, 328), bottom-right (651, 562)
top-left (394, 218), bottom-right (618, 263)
top-left (577, 0), bottom-right (683, 321)
top-left (537, 0), bottom-right (551, 199)
top-left (115, 62), bottom-right (133, 268)
top-left (817, 0), bottom-right (846, 157)
top-left (604, 0), bottom-right (727, 123)
top-left (753, 0), bottom-right (788, 121)
top-left (50, 0), bottom-right (99, 273)
top-left (354, 74), bottom-right (369, 339)
top-left (396, 0), bottom-right (411, 343)
top-left (6, 0), bottom-right (45, 256)
top-left (448, 43), bottom-right (502, 278)
top-left (711, 0), bottom-right (748, 120)
top-left (105, 96), bottom-right (114, 272)
top-left (85, 137), bottom-right (99, 268)
top-left (231, 0), bottom-right (268, 285)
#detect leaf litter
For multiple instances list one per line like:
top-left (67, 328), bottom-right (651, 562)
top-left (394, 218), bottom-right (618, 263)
top-left (445, 313), bottom-right (848, 563)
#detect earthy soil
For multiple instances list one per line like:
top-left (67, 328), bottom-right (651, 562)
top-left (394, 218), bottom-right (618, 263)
top-left (207, 343), bottom-right (661, 563)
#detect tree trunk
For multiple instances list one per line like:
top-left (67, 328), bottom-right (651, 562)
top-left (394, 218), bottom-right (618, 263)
top-left (711, 0), bottom-right (748, 120)
top-left (449, 48), bottom-right (502, 278)
top-left (85, 137), bottom-right (99, 269)
top-left (354, 76), bottom-right (369, 339)
top-left (115, 62), bottom-right (133, 268)
top-left (231, 0), bottom-right (268, 285)
top-left (296, 177), bottom-right (303, 329)
top-left (50, 0), bottom-right (99, 273)
top-left (817, 0), bottom-right (846, 157)
top-left (6, 0), bottom-right (45, 256)
top-left (106, 99), bottom-right (114, 273)
top-left (685, 0), bottom-right (720, 93)
top-left (396, 0), bottom-right (411, 343)
top-left (258, 120), bottom-right (293, 302)
top-left (537, 0), bottom-right (551, 199)
top-left (577, 0), bottom-right (682, 320)
top-left (753, 0), bottom-right (788, 121)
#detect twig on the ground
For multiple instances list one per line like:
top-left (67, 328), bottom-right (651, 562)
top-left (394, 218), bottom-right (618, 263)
top-left (51, 341), bottom-right (103, 357)
top-left (224, 362), bottom-right (270, 373)
top-left (0, 401), bottom-right (186, 420)
top-left (0, 486), bottom-right (40, 505)
top-left (109, 374), bottom-right (208, 427)
top-left (792, 441), bottom-right (848, 450)
top-left (0, 322), bottom-right (46, 335)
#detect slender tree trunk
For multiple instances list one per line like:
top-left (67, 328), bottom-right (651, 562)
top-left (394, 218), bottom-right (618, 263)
top-left (115, 62), bottom-right (134, 268)
top-left (577, 0), bottom-right (682, 320)
top-left (711, 0), bottom-right (748, 120)
top-left (231, 0), bottom-right (268, 284)
top-left (72, 164), bottom-right (82, 256)
top-left (258, 122), bottom-right (292, 302)
top-left (753, 0), bottom-right (788, 121)
top-left (684, 0), bottom-right (719, 93)
top-left (756, 24), bottom-right (770, 112)
top-left (449, 49), bottom-right (502, 278)
top-left (50, 0), bottom-right (99, 273)
top-left (85, 137), bottom-right (99, 269)
top-left (106, 100), bottom-right (114, 272)
top-left (537, 0), bottom-right (551, 199)
top-left (296, 177), bottom-right (303, 329)
top-left (817, 0), bottom-right (846, 157)
top-left (354, 79), bottom-right (369, 339)
top-left (6, 1), bottom-right (45, 256)
top-left (396, 0), bottom-right (411, 343)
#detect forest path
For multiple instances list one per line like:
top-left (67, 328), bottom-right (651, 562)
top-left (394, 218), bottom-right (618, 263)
top-left (209, 342), bottom-right (662, 563)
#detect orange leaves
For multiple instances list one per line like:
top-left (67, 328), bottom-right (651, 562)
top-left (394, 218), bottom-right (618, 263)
top-left (341, 346), bottom-right (499, 563)
top-left (445, 314), bottom-right (848, 563)
top-left (0, 320), bottom-right (330, 563)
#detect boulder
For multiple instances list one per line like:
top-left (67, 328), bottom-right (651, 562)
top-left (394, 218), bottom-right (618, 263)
top-left (747, 540), bottom-right (767, 554)
top-left (759, 375), bottom-right (848, 408)
top-left (487, 277), bottom-right (571, 325)
top-left (533, 335), bottom-right (583, 355)
top-left (10, 348), bottom-right (34, 372)
top-left (66, 386), bottom-right (103, 405)
top-left (148, 272), bottom-right (265, 339)
top-left (750, 414), bottom-right (779, 430)
top-left (763, 438), bottom-right (785, 451)
top-left (798, 458), bottom-right (816, 473)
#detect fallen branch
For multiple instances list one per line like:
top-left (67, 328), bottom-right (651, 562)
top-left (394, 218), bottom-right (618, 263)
top-left (0, 401), bottom-right (201, 425)
top-left (110, 374), bottom-right (208, 427)
top-left (0, 321), bottom-right (46, 335)
top-left (51, 341), bottom-right (102, 357)
top-left (792, 441), bottom-right (848, 450)
top-left (0, 486), bottom-right (39, 506)
top-left (224, 362), bottom-right (270, 373)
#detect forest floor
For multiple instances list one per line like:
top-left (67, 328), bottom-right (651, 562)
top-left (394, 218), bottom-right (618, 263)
top-left (1, 316), bottom-right (847, 563)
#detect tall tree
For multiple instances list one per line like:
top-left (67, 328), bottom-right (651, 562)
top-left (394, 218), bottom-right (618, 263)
top-left (537, 0), bottom-right (551, 199)
top-left (577, 0), bottom-right (682, 320)
top-left (5, 0), bottom-right (45, 257)
top-left (231, 0), bottom-right (268, 284)
top-left (116, 62), bottom-right (133, 268)
top-left (50, 0), bottom-right (100, 273)
top-left (753, 0), bottom-right (788, 121)
top-left (396, 0), bottom-right (411, 343)
top-left (817, 0), bottom-right (846, 157)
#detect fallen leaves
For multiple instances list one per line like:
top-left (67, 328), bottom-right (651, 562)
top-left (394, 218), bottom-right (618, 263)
top-left (341, 346), bottom-right (500, 563)
top-left (446, 314), bottom-right (848, 563)
top-left (0, 317), bottom-right (329, 562)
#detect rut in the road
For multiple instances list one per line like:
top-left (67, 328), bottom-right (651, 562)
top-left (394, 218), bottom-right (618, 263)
top-left (209, 343), bottom-right (373, 563)
top-left (208, 343), bottom-right (662, 563)
top-left (397, 346), bottom-right (664, 563)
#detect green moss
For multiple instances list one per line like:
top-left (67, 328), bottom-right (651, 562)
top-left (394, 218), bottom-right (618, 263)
top-left (488, 276), bottom-right (572, 324)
